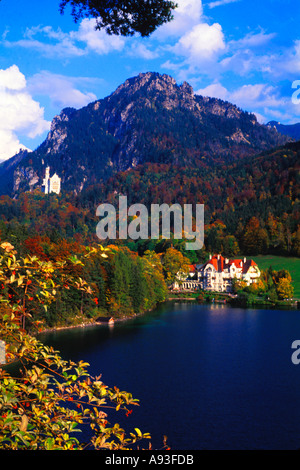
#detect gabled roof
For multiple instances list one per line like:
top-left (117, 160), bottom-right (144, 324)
top-left (199, 255), bottom-right (258, 274)
top-left (242, 259), bottom-right (258, 274)
top-left (228, 259), bottom-right (243, 269)
top-left (201, 254), bottom-right (224, 272)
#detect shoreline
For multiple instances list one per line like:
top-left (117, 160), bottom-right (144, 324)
top-left (37, 293), bottom-right (299, 337)
top-left (37, 304), bottom-right (163, 336)
top-left (38, 315), bottom-right (135, 335)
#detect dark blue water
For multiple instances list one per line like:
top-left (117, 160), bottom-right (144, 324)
top-left (40, 302), bottom-right (300, 450)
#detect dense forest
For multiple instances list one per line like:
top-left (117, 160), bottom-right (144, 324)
top-left (79, 140), bottom-right (299, 258)
top-left (0, 140), bottom-right (298, 266)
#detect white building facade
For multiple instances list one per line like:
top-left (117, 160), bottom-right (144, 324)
top-left (42, 166), bottom-right (61, 195)
top-left (178, 254), bottom-right (260, 292)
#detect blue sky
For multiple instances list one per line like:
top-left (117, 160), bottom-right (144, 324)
top-left (0, 0), bottom-right (300, 159)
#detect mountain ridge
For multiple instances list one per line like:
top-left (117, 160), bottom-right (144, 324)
top-left (267, 120), bottom-right (300, 141)
top-left (0, 71), bottom-right (291, 196)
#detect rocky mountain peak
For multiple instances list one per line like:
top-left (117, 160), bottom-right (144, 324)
top-left (0, 72), bottom-right (292, 196)
top-left (49, 107), bottom-right (76, 132)
top-left (107, 72), bottom-right (195, 112)
top-left (114, 72), bottom-right (177, 95)
top-left (180, 81), bottom-right (194, 95)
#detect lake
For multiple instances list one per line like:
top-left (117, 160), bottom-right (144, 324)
top-left (40, 301), bottom-right (300, 450)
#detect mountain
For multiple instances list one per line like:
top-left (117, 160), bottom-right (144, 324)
top-left (267, 121), bottom-right (300, 141)
top-left (0, 150), bottom-right (31, 196)
top-left (0, 72), bottom-right (291, 196)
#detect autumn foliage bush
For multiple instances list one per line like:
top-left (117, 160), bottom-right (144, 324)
top-left (0, 242), bottom-right (156, 450)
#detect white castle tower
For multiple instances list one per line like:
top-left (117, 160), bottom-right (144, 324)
top-left (42, 166), bottom-right (61, 195)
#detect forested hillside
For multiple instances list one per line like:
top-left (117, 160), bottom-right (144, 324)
top-left (0, 140), bottom-right (298, 263)
top-left (0, 72), bottom-right (297, 266)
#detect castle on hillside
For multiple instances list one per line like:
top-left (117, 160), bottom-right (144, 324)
top-left (175, 254), bottom-right (261, 293)
top-left (42, 166), bottom-right (61, 195)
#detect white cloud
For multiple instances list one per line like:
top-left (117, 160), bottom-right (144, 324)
top-left (3, 1), bottom-right (224, 70)
top-left (219, 32), bottom-right (300, 83)
top-left (156, 0), bottom-right (225, 71)
top-left (275, 40), bottom-right (300, 76)
top-left (230, 30), bottom-right (277, 49)
top-left (10, 37), bottom-right (85, 58)
top-left (155, 0), bottom-right (204, 38)
top-left (0, 65), bottom-right (26, 90)
top-left (76, 18), bottom-right (125, 54)
top-left (195, 81), bottom-right (288, 120)
top-left (5, 26), bottom-right (85, 58)
top-left (173, 22), bottom-right (225, 61)
top-left (28, 71), bottom-right (98, 109)
top-left (196, 79), bottom-right (300, 124)
top-left (196, 82), bottom-right (229, 100)
top-left (127, 42), bottom-right (160, 60)
top-left (4, 19), bottom-right (126, 57)
top-left (0, 65), bottom-right (50, 160)
top-left (0, 129), bottom-right (30, 159)
top-left (230, 84), bottom-right (284, 110)
top-left (207, 0), bottom-right (241, 9)
top-left (220, 48), bottom-right (266, 76)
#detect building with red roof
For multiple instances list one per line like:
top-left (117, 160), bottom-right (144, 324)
top-left (177, 254), bottom-right (260, 292)
top-left (197, 254), bottom-right (260, 292)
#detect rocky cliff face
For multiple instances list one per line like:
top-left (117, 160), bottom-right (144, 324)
top-left (13, 166), bottom-right (39, 192)
top-left (45, 107), bottom-right (76, 154)
top-left (0, 72), bottom-right (291, 196)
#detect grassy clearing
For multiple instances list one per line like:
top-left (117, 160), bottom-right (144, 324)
top-left (250, 255), bottom-right (300, 299)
